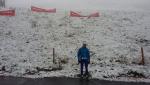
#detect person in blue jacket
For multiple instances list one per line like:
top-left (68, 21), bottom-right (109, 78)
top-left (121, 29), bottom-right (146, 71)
top-left (77, 43), bottom-right (90, 77)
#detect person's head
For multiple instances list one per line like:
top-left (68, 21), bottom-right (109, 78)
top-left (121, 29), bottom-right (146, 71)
top-left (82, 43), bottom-right (87, 48)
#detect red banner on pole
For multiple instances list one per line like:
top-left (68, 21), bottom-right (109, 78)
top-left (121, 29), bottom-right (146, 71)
top-left (70, 11), bottom-right (86, 17)
top-left (0, 9), bottom-right (15, 16)
top-left (70, 11), bottom-right (100, 18)
top-left (31, 6), bottom-right (56, 13)
top-left (88, 12), bottom-right (100, 18)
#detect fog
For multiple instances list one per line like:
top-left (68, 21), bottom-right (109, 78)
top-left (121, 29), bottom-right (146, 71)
top-left (6, 0), bottom-right (150, 11)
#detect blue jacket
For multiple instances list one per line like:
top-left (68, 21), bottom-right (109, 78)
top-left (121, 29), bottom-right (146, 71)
top-left (77, 47), bottom-right (90, 61)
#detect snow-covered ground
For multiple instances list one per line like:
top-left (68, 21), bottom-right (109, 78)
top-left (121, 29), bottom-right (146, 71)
top-left (0, 8), bottom-right (150, 82)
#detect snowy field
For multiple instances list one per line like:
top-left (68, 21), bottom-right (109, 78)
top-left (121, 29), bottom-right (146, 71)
top-left (0, 8), bottom-right (150, 82)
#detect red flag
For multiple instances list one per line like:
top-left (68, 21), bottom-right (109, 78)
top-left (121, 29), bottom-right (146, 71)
top-left (70, 11), bottom-right (85, 17)
top-left (88, 12), bottom-right (99, 18)
top-left (31, 6), bottom-right (56, 13)
top-left (0, 9), bottom-right (15, 16)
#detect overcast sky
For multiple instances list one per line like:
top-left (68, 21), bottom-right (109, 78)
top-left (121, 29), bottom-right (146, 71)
top-left (6, 0), bottom-right (150, 11)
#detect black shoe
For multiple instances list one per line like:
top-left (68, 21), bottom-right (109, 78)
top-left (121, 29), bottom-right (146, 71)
top-left (84, 72), bottom-right (89, 76)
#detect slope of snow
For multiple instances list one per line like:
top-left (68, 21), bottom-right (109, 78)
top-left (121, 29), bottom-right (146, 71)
top-left (0, 8), bottom-right (150, 82)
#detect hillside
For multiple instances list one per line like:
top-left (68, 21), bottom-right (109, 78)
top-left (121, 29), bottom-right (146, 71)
top-left (0, 8), bottom-right (150, 82)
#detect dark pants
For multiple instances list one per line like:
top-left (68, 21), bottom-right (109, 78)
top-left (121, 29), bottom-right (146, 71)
top-left (80, 59), bottom-right (88, 76)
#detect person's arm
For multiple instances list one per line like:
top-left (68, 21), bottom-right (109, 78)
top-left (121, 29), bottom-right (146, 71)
top-left (87, 49), bottom-right (90, 64)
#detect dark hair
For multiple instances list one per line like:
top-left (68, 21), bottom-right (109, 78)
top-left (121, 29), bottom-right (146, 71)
top-left (82, 44), bottom-right (86, 47)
